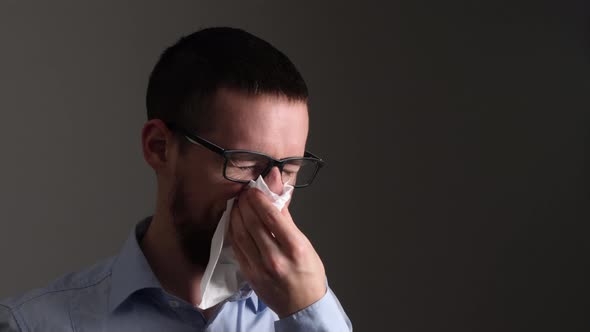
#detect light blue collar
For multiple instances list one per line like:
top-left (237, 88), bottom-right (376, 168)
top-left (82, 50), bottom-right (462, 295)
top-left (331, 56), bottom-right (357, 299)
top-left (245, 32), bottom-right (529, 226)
top-left (108, 217), bottom-right (266, 314)
top-left (108, 217), bottom-right (162, 312)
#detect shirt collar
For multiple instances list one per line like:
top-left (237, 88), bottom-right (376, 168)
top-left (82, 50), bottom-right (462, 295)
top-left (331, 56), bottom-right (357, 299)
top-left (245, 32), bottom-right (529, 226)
top-left (109, 216), bottom-right (162, 313)
top-left (108, 216), bottom-right (265, 314)
top-left (246, 291), bottom-right (267, 313)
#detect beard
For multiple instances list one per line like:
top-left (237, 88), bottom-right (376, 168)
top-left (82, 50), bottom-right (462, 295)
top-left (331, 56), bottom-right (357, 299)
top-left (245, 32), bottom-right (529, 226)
top-left (169, 178), bottom-right (218, 268)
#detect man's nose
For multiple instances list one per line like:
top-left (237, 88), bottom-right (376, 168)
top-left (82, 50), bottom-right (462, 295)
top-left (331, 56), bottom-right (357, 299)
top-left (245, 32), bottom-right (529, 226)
top-left (263, 166), bottom-right (284, 195)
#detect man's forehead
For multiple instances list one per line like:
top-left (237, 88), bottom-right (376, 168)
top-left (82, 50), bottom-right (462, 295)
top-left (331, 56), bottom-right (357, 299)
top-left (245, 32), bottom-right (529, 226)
top-left (210, 87), bottom-right (308, 115)
top-left (204, 88), bottom-right (309, 158)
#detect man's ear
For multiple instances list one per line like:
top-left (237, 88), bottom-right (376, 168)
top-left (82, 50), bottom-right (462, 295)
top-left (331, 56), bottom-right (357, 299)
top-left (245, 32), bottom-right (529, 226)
top-left (142, 119), bottom-right (176, 173)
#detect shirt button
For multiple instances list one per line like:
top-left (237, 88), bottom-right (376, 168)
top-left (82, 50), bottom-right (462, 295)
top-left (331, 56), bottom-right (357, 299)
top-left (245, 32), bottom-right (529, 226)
top-left (169, 300), bottom-right (179, 308)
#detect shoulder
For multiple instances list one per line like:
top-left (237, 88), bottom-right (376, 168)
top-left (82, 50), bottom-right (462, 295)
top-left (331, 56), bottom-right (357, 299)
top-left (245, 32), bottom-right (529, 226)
top-left (0, 304), bottom-right (20, 331)
top-left (0, 256), bottom-right (116, 332)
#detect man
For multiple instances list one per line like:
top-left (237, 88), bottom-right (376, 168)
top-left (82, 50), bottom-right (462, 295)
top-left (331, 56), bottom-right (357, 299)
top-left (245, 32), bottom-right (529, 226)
top-left (0, 27), bottom-right (351, 331)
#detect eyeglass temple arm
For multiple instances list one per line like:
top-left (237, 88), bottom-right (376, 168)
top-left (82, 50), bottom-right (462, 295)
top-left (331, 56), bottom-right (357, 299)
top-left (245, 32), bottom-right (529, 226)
top-left (304, 151), bottom-right (326, 167)
top-left (184, 134), bottom-right (225, 155)
top-left (165, 122), bottom-right (226, 155)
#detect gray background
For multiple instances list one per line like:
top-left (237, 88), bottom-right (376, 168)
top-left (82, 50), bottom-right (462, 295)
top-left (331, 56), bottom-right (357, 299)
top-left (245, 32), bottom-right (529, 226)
top-left (1, 1), bottom-right (589, 331)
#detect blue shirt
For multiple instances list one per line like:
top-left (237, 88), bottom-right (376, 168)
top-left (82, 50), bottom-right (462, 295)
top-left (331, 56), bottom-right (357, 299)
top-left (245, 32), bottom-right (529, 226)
top-left (0, 217), bottom-right (352, 331)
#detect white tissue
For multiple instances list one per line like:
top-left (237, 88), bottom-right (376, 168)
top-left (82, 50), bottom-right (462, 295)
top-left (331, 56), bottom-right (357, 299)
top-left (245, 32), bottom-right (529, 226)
top-left (197, 176), bottom-right (294, 310)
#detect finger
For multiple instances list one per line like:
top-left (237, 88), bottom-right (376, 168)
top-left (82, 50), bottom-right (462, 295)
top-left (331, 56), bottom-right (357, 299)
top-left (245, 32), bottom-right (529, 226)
top-left (281, 203), bottom-right (292, 218)
top-left (239, 189), bottom-right (281, 263)
top-left (228, 203), bottom-right (248, 269)
top-left (231, 236), bottom-right (252, 276)
top-left (247, 189), bottom-right (300, 250)
top-left (282, 196), bottom-right (293, 212)
top-left (229, 202), bottom-right (261, 269)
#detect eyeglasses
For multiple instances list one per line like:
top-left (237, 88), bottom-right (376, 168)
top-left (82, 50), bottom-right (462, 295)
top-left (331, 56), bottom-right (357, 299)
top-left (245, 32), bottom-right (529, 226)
top-left (166, 123), bottom-right (325, 188)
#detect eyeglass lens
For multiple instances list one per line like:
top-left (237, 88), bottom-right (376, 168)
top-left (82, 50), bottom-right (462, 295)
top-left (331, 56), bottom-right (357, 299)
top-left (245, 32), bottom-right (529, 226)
top-left (225, 152), bottom-right (318, 186)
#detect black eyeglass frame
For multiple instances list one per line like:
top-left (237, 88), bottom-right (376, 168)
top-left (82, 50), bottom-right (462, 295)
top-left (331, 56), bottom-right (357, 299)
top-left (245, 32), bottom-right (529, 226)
top-left (166, 123), bottom-right (325, 188)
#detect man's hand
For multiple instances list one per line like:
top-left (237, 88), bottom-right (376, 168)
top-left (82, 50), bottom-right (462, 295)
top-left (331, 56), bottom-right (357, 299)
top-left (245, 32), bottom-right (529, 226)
top-left (228, 187), bottom-right (327, 318)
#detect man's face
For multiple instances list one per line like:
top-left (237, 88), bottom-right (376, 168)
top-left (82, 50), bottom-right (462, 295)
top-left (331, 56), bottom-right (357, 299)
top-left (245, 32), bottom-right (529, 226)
top-left (169, 88), bottom-right (309, 267)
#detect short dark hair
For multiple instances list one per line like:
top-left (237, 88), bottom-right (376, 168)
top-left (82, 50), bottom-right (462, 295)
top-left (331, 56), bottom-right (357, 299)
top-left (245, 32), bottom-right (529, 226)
top-left (146, 27), bottom-right (308, 135)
